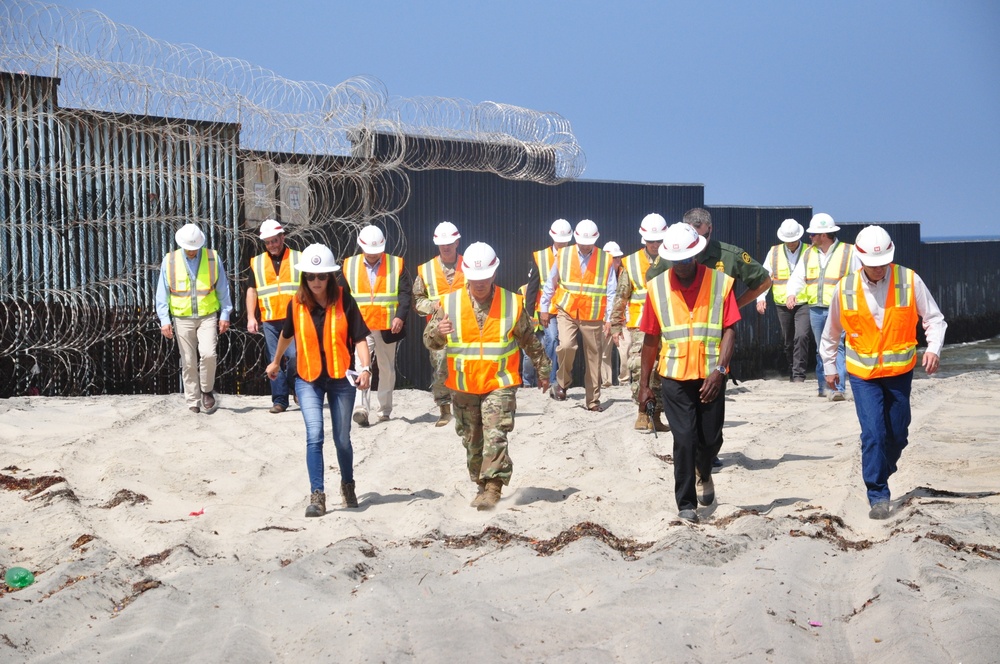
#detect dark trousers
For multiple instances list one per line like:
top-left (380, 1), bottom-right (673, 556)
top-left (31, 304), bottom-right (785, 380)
top-left (660, 377), bottom-right (727, 511)
top-left (848, 371), bottom-right (913, 505)
top-left (776, 303), bottom-right (811, 380)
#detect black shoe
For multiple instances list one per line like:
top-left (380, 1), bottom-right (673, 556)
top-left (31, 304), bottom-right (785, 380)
top-left (868, 501), bottom-right (891, 520)
top-left (712, 456), bottom-right (723, 469)
top-left (551, 384), bottom-right (567, 401)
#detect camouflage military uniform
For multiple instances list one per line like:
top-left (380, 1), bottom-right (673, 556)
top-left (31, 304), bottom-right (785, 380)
top-left (424, 287), bottom-right (551, 485)
top-left (646, 239), bottom-right (770, 292)
top-left (609, 259), bottom-right (662, 410)
top-left (413, 265), bottom-right (460, 408)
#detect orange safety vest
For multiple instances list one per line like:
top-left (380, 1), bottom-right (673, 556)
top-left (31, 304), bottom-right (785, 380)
top-left (803, 241), bottom-right (854, 306)
top-left (554, 246), bottom-right (610, 321)
top-left (839, 265), bottom-right (919, 379)
top-left (646, 267), bottom-right (734, 381)
top-left (441, 287), bottom-right (523, 395)
top-left (532, 247), bottom-right (558, 317)
top-left (623, 249), bottom-right (654, 328)
top-left (292, 298), bottom-right (353, 382)
top-left (417, 255), bottom-right (465, 321)
top-left (250, 248), bottom-right (302, 321)
top-left (342, 254), bottom-right (404, 331)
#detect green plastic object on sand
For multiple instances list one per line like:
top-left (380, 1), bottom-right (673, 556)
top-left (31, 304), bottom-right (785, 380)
top-left (5, 567), bottom-right (35, 589)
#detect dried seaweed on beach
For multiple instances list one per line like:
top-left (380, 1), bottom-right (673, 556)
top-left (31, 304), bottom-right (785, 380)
top-left (99, 489), bottom-right (150, 508)
top-left (0, 473), bottom-right (66, 497)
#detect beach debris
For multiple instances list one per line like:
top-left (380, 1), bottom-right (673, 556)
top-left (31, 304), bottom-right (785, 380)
top-left (4, 567), bottom-right (34, 589)
top-left (98, 490), bottom-right (150, 508)
top-left (808, 620), bottom-right (822, 627)
top-left (255, 525), bottom-right (302, 533)
top-left (843, 594), bottom-right (880, 621)
top-left (896, 578), bottom-right (921, 592)
top-left (111, 579), bottom-right (162, 617)
top-left (0, 472), bottom-right (66, 497)
top-left (920, 532), bottom-right (1000, 561)
top-left (71, 534), bottom-right (95, 550)
top-left (139, 544), bottom-right (200, 568)
top-left (189, 508), bottom-right (204, 516)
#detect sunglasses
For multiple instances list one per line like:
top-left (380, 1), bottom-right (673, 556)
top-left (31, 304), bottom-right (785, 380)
top-left (305, 273), bottom-right (330, 282)
top-left (673, 257), bottom-right (695, 265)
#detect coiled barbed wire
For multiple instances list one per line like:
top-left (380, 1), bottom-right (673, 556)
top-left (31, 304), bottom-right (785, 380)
top-left (0, 0), bottom-right (585, 396)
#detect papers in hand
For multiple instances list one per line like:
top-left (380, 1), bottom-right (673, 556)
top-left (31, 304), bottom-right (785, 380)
top-left (346, 369), bottom-right (360, 386)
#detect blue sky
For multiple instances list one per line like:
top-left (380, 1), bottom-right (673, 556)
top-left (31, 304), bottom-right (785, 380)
top-left (50, 0), bottom-right (1000, 238)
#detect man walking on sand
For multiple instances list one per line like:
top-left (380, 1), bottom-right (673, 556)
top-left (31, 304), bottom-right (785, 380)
top-left (821, 225), bottom-right (946, 520)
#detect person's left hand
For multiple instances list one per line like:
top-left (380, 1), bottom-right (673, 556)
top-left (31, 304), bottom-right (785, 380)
top-left (923, 351), bottom-right (940, 375)
top-left (219, 320), bottom-right (230, 334)
top-left (700, 371), bottom-right (725, 403)
top-left (825, 375), bottom-right (838, 390)
top-left (356, 370), bottom-right (371, 391)
top-left (538, 377), bottom-right (550, 392)
top-left (756, 301), bottom-right (766, 315)
top-left (265, 361), bottom-right (280, 380)
top-left (390, 317), bottom-right (404, 334)
top-left (603, 321), bottom-right (612, 338)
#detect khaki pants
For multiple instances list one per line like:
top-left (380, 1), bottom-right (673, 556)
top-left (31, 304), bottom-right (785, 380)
top-left (354, 333), bottom-right (397, 419)
top-left (601, 326), bottom-right (631, 385)
top-left (556, 312), bottom-right (604, 409)
top-left (174, 314), bottom-right (218, 408)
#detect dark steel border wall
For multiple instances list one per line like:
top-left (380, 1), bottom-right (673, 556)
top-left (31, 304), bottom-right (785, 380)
top-left (919, 240), bottom-right (1000, 343)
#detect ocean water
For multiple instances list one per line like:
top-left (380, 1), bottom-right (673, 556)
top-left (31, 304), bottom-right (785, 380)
top-left (937, 335), bottom-right (1000, 377)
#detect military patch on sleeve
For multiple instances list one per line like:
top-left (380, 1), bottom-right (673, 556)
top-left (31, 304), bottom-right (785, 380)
top-left (741, 251), bottom-right (752, 264)
top-left (715, 261), bottom-right (725, 271)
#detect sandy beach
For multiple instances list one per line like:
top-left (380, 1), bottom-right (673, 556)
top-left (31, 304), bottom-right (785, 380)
top-left (2, 370), bottom-right (999, 662)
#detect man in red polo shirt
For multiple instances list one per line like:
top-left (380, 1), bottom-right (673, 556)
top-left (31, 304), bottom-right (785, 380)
top-left (637, 223), bottom-right (741, 523)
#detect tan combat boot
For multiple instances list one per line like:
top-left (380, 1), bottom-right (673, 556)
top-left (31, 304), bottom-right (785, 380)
top-left (469, 480), bottom-right (487, 508)
top-left (634, 411), bottom-right (650, 431)
top-left (436, 404), bottom-right (452, 427)
top-left (305, 490), bottom-right (326, 517)
top-left (653, 411), bottom-right (671, 432)
top-left (477, 478), bottom-right (503, 511)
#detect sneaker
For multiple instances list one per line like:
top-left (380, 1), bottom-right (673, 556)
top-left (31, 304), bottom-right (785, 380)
top-left (829, 391), bottom-right (846, 402)
top-left (352, 409), bottom-right (369, 427)
top-left (305, 490), bottom-right (326, 517)
top-left (868, 501), bottom-right (891, 520)
top-left (678, 509), bottom-right (699, 523)
top-left (341, 481), bottom-right (358, 508)
top-left (269, 403), bottom-right (287, 414)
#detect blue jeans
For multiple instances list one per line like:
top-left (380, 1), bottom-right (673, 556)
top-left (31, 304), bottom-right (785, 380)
top-left (522, 338), bottom-right (538, 387)
top-left (542, 315), bottom-right (559, 384)
top-left (264, 321), bottom-right (296, 408)
top-left (296, 376), bottom-right (355, 493)
top-left (810, 306), bottom-right (846, 393)
top-left (849, 371), bottom-right (913, 505)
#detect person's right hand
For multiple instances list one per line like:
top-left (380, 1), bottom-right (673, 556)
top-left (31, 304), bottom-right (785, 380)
top-left (160, 324), bottom-right (173, 340)
top-left (755, 301), bottom-right (766, 315)
top-left (539, 312), bottom-right (551, 327)
top-left (437, 312), bottom-right (454, 336)
top-left (265, 361), bottom-right (280, 380)
top-left (247, 317), bottom-right (259, 334)
top-left (785, 295), bottom-right (797, 309)
top-left (637, 385), bottom-right (653, 414)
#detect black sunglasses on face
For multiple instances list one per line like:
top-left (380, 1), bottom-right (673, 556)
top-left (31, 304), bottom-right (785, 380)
top-left (306, 273), bottom-right (329, 282)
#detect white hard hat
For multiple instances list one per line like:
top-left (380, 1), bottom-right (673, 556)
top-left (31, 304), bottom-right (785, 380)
top-left (806, 212), bottom-right (840, 234)
top-left (603, 241), bottom-right (624, 257)
top-left (658, 223), bottom-right (707, 262)
top-left (854, 225), bottom-right (895, 267)
top-left (175, 223), bottom-right (206, 251)
top-left (295, 243), bottom-right (341, 273)
top-left (639, 213), bottom-right (668, 241)
top-left (433, 221), bottom-right (461, 246)
top-left (777, 219), bottom-right (804, 243)
top-left (259, 218), bottom-right (285, 240)
top-left (357, 225), bottom-right (386, 255)
top-left (461, 242), bottom-right (500, 279)
top-left (574, 219), bottom-right (600, 245)
top-left (549, 218), bottom-right (573, 242)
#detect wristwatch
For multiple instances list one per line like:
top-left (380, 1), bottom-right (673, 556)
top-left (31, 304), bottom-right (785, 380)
top-left (358, 366), bottom-right (371, 374)
top-left (715, 365), bottom-right (729, 376)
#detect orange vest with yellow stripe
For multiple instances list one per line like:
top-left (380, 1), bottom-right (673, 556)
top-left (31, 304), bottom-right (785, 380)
top-left (646, 267), bottom-right (734, 381)
top-left (441, 287), bottom-right (523, 395)
top-left (417, 255), bottom-right (465, 321)
top-left (292, 299), bottom-right (353, 381)
top-left (250, 248), bottom-right (302, 321)
top-left (554, 246), bottom-right (610, 321)
top-left (839, 265), bottom-right (918, 379)
top-left (342, 254), bottom-right (403, 331)
top-left (623, 249), bottom-right (654, 328)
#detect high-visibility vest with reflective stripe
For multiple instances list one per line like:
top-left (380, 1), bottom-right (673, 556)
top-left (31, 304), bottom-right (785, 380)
top-left (342, 254), bottom-right (403, 331)
top-left (292, 298), bottom-right (352, 381)
top-left (839, 265), bottom-right (918, 379)
top-left (166, 248), bottom-right (221, 318)
top-left (623, 249), bottom-right (653, 328)
top-left (518, 284), bottom-right (542, 333)
top-left (442, 287), bottom-right (523, 395)
top-left (532, 248), bottom-right (558, 317)
top-left (417, 255), bottom-right (465, 321)
top-left (250, 248), bottom-right (302, 321)
top-left (554, 247), bottom-right (610, 321)
top-left (768, 244), bottom-right (801, 305)
top-left (803, 241), bottom-right (854, 306)
top-left (646, 268), bottom-right (734, 381)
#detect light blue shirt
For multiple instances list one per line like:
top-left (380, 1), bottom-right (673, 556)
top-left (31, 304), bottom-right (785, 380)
top-left (156, 250), bottom-right (234, 326)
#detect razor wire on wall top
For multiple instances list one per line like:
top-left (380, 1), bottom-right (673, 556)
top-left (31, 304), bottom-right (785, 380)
top-left (0, 0), bottom-right (586, 397)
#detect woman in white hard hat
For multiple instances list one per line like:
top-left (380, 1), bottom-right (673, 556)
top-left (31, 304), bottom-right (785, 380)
top-left (267, 244), bottom-right (373, 517)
